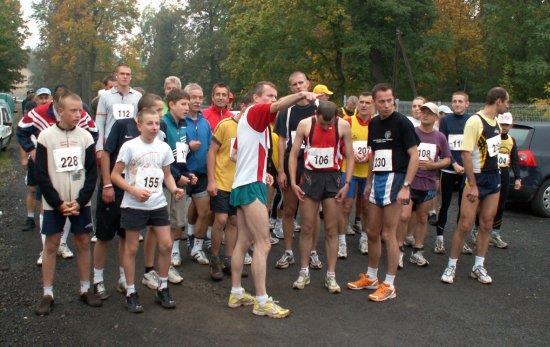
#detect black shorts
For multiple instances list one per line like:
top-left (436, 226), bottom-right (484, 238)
top-left (410, 188), bottom-right (437, 210)
top-left (476, 170), bottom-right (501, 200)
top-left (187, 173), bottom-right (208, 198)
top-left (42, 206), bottom-right (93, 236)
top-left (210, 190), bottom-right (237, 216)
top-left (300, 170), bottom-right (341, 201)
top-left (284, 153), bottom-right (305, 183)
top-left (26, 160), bottom-right (37, 187)
top-left (95, 185), bottom-right (125, 241)
top-left (120, 207), bottom-right (170, 231)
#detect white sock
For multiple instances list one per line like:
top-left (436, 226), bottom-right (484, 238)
top-left (80, 280), bottom-right (90, 294)
top-left (187, 223), bottom-right (195, 237)
top-left (256, 294), bottom-right (268, 306)
top-left (338, 234), bottom-right (346, 243)
top-left (448, 258), bottom-right (458, 267)
top-left (384, 274), bottom-right (395, 287)
top-left (361, 231), bottom-right (367, 239)
top-left (158, 277), bottom-right (168, 290)
top-left (28, 212), bottom-right (35, 218)
top-left (474, 256), bottom-right (484, 268)
top-left (367, 267), bottom-right (378, 279)
top-left (300, 267), bottom-right (309, 276)
top-left (206, 227), bottom-right (212, 239)
top-left (43, 286), bottom-right (53, 298)
top-left (119, 267), bottom-right (126, 283)
top-left (231, 287), bottom-right (244, 297)
top-left (126, 284), bottom-right (136, 297)
top-left (172, 239), bottom-right (180, 254)
top-left (437, 235), bottom-right (444, 242)
top-left (192, 238), bottom-right (204, 252)
top-left (285, 249), bottom-right (293, 256)
top-left (61, 220), bottom-right (70, 244)
top-left (93, 268), bottom-right (104, 284)
top-left (326, 271), bottom-right (335, 278)
top-left (41, 234), bottom-right (46, 248)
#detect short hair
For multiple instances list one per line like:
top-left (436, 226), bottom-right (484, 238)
top-left (103, 75), bottom-right (116, 85)
top-left (136, 108), bottom-right (159, 124)
top-left (413, 96), bottom-right (427, 103)
top-left (371, 83), bottom-right (394, 99)
top-left (115, 63), bottom-right (131, 73)
top-left (360, 92), bottom-right (372, 98)
top-left (486, 87), bottom-right (508, 105)
top-left (57, 91), bottom-right (82, 109)
top-left (137, 93), bottom-right (163, 112)
top-left (183, 83), bottom-right (203, 95)
top-left (288, 71), bottom-right (309, 85)
top-left (166, 88), bottom-right (190, 107)
top-left (452, 91), bottom-right (469, 101)
top-left (316, 100), bottom-right (338, 122)
top-left (241, 91), bottom-right (254, 106)
top-left (252, 81), bottom-right (277, 97)
top-left (347, 96), bottom-right (359, 105)
top-left (164, 76), bottom-right (182, 89)
top-left (211, 83), bottom-right (230, 96)
top-left (54, 84), bottom-right (68, 94)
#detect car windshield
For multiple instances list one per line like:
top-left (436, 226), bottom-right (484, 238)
top-left (509, 127), bottom-right (531, 149)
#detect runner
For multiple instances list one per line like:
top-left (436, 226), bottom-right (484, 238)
top-left (91, 75), bottom-right (117, 118)
top-left (398, 102), bottom-right (451, 267)
top-left (111, 108), bottom-right (185, 313)
top-left (407, 96), bottom-right (427, 128)
top-left (341, 96), bottom-right (358, 118)
top-left (337, 92), bottom-right (374, 258)
top-left (441, 87), bottom-right (509, 284)
top-left (289, 100), bottom-right (354, 294)
top-left (312, 84), bottom-right (333, 101)
top-left (203, 83), bottom-right (232, 130)
top-left (347, 83), bottom-right (419, 301)
top-left (435, 91), bottom-right (472, 254)
top-left (275, 71), bottom-right (321, 270)
top-left (34, 91), bottom-right (102, 316)
top-left (228, 81), bottom-right (318, 318)
top-left (162, 76), bottom-right (182, 114)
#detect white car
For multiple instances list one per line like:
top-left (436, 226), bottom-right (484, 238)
top-left (0, 101), bottom-right (13, 151)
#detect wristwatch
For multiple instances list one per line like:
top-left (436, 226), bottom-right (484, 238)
top-left (402, 181), bottom-right (411, 189)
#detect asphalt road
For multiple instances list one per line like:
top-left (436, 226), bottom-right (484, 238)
top-left (0, 141), bottom-right (548, 346)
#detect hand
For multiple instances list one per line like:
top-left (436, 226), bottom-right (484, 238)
top-left (419, 159), bottom-right (436, 171)
top-left (354, 153), bottom-right (368, 163)
top-left (266, 173), bottom-right (274, 186)
top-left (96, 150), bottom-right (103, 162)
top-left (301, 91), bottom-right (320, 102)
top-left (29, 149), bottom-right (36, 162)
top-left (397, 187), bottom-right (411, 205)
top-left (465, 184), bottom-right (479, 203)
top-left (58, 202), bottom-right (72, 216)
top-left (277, 172), bottom-right (288, 190)
top-left (102, 185), bottom-right (115, 203)
top-left (189, 140), bottom-right (201, 151)
top-left (514, 179), bottom-right (522, 190)
top-left (189, 173), bottom-right (198, 185)
top-left (291, 183), bottom-right (305, 202)
top-left (67, 200), bottom-right (81, 215)
top-left (335, 183), bottom-right (349, 203)
top-left (178, 176), bottom-right (190, 186)
top-left (131, 186), bottom-right (151, 202)
top-left (173, 188), bottom-right (185, 200)
top-left (452, 162), bottom-right (464, 174)
top-left (207, 181), bottom-right (218, 197)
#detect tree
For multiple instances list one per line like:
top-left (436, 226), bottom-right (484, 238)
top-left (0, 0), bottom-right (28, 91)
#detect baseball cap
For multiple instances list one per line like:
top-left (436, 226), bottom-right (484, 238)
top-left (497, 112), bottom-right (513, 125)
top-left (36, 87), bottom-right (52, 96)
top-left (420, 102), bottom-right (439, 115)
top-left (438, 105), bottom-right (452, 114)
top-left (313, 84), bottom-right (333, 95)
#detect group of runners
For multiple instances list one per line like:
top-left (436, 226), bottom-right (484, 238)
top-left (16, 65), bottom-right (520, 318)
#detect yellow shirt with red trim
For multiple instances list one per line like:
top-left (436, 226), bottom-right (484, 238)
top-left (212, 117), bottom-right (238, 192)
top-left (341, 115), bottom-right (370, 178)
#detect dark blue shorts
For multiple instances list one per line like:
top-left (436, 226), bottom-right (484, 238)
top-left (476, 170), bottom-right (501, 200)
top-left (186, 174), bottom-right (208, 198)
top-left (42, 206), bottom-right (93, 236)
top-left (410, 188), bottom-right (437, 210)
top-left (369, 172), bottom-right (405, 207)
top-left (341, 173), bottom-right (368, 199)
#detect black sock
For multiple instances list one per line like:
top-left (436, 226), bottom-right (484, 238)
top-left (145, 266), bottom-right (154, 273)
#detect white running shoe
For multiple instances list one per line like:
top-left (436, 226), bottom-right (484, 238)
top-left (270, 235), bottom-right (279, 245)
top-left (57, 243), bottom-right (74, 259)
top-left (273, 219), bottom-right (284, 239)
top-left (275, 251), bottom-right (294, 269)
top-left (489, 234), bottom-right (508, 249)
top-left (359, 236), bottom-right (369, 254)
top-left (171, 252), bottom-right (182, 267)
top-left (168, 265), bottom-right (183, 284)
top-left (398, 251), bottom-right (404, 269)
top-left (337, 241), bottom-right (347, 259)
top-left (471, 265), bottom-right (492, 284)
top-left (293, 220), bottom-right (301, 232)
top-left (269, 218), bottom-right (276, 229)
top-left (462, 243), bottom-right (473, 255)
top-left (325, 275), bottom-right (341, 294)
top-left (142, 270), bottom-right (160, 290)
top-left (191, 250), bottom-right (210, 265)
top-left (404, 235), bottom-right (415, 247)
top-left (36, 252), bottom-right (43, 266)
top-left (345, 224), bottom-right (355, 235)
top-left (441, 265), bottom-right (456, 284)
top-left (91, 236), bottom-right (97, 243)
top-left (292, 271), bottom-right (310, 290)
top-left (433, 239), bottom-right (445, 254)
top-left (409, 252), bottom-right (429, 267)
top-left (309, 252), bottom-right (322, 269)
top-left (244, 252), bottom-right (253, 265)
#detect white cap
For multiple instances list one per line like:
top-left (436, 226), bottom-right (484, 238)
top-left (438, 105), bottom-right (452, 114)
top-left (420, 102), bottom-right (439, 115)
top-left (498, 112), bottom-right (513, 125)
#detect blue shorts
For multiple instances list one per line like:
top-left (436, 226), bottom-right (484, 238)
top-left (341, 173), bottom-right (367, 199)
top-left (42, 206), bottom-right (93, 236)
top-left (410, 188), bottom-right (437, 208)
top-left (472, 170), bottom-right (501, 200)
top-left (369, 172), bottom-right (405, 207)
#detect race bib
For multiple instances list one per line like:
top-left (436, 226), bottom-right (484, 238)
top-left (448, 134), bottom-right (464, 151)
top-left (307, 147), bottom-right (334, 169)
top-left (498, 153), bottom-right (510, 167)
top-left (135, 167), bottom-right (163, 193)
top-left (372, 149), bottom-right (393, 171)
top-left (486, 135), bottom-right (501, 157)
top-left (352, 141), bottom-right (370, 157)
top-left (112, 103), bottom-right (134, 120)
top-left (417, 142), bottom-right (437, 161)
top-left (175, 142), bottom-right (189, 163)
top-left (53, 147), bottom-right (82, 172)
top-left (290, 131), bottom-right (305, 149)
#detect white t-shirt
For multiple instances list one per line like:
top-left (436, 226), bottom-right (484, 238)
top-left (116, 137), bottom-right (174, 210)
top-left (407, 116), bottom-right (421, 127)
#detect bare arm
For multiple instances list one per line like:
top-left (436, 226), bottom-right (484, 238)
top-left (462, 151), bottom-right (476, 187)
top-left (341, 120), bottom-right (354, 184)
top-left (269, 91), bottom-right (319, 114)
top-left (289, 121), bottom-right (307, 187)
top-left (207, 141), bottom-right (220, 196)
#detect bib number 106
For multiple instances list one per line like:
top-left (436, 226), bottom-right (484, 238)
top-left (314, 155), bottom-right (329, 166)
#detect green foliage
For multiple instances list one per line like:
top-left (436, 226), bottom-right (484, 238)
top-left (0, 0), bottom-right (29, 91)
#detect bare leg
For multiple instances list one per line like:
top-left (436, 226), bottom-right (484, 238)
top-left (298, 198), bottom-right (320, 268)
top-left (42, 233), bottom-right (62, 288)
top-left (381, 203), bottom-right (403, 276)
top-left (122, 231), bottom-right (140, 287)
top-left (321, 198), bottom-right (339, 273)
top-left (153, 226), bottom-right (173, 278)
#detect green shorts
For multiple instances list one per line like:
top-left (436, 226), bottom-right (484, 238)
top-left (230, 182), bottom-right (268, 207)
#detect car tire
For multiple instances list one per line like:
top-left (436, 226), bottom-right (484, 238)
top-left (531, 179), bottom-right (550, 218)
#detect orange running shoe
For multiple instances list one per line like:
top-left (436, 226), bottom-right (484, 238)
top-left (368, 282), bottom-right (396, 301)
top-left (346, 273), bottom-right (379, 290)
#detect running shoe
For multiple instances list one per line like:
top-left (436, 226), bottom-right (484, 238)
top-left (57, 243), bottom-right (74, 259)
top-left (294, 220), bottom-right (301, 232)
top-left (252, 297), bottom-right (290, 318)
top-left (191, 249), bottom-right (210, 265)
top-left (209, 256), bottom-right (224, 281)
top-left (269, 218), bottom-right (276, 230)
top-left (270, 235), bottom-right (280, 245)
top-left (275, 251), bottom-right (294, 269)
top-left (155, 288), bottom-right (176, 309)
top-left (22, 217), bottom-right (36, 231)
top-left (347, 273), bottom-right (379, 290)
top-left (462, 243), bottom-right (473, 255)
top-left (338, 241), bottom-right (347, 259)
top-left (142, 270), bottom-right (160, 290)
top-left (441, 265), bottom-right (456, 284)
top-left (359, 236), bottom-right (369, 254)
top-left (470, 265), bottom-right (493, 284)
top-left (171, 252), bottom-right (182, 267)
top-left (35, 295), bottom-right (54, 316)
top-left (227, 291), bottom-right (255, 308)
top-left (117, 280), bottom-right (128, 293)
top-left (91, 235), bottom-right (97, 243)
top-left (93, 281), bottom-right (110, 300)
top-left (398, 250), bottom-right (404, 269)
top-left (428, 212), bottom-right (438, 226)
top-left (309, 252), bottom-right (323, 269)
top-left (404, 235), bottom-right (415, 247)
top-left (204, 236), bottom-right (212, 252)
top-left (126, 292), bottom-right (144, 313)
top-left (325, 276), bottom-right (341, 294)
top-left (292, 271), bottom-right (310, 290)
top-left (273, 219), bottom-right (284, 239)
top-left (168, 265), bottom-right (183, 284)
top-left (433, 239), bottom-right (445, 254)
top-left (186, 234), bottom-right (195, 252)
top-left (79, 290), bottom-right (103, 307)
top-left (36, 252), bottom-right (43, 266)
top-left (409, 252), bottom-right (429, 267)
top-left (345, 224), bottom-right (355, 235)
top-left (352, 219), bottom-right (362, 233)
top-left (489, 234), bottom-right (508, 249)
top-left (368, 282), bottom-right (396, 301)
top-left (244, 252), bottom-right (252, 265)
